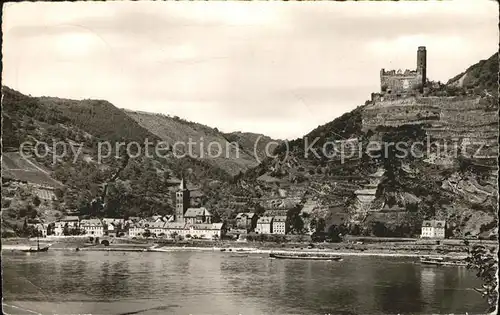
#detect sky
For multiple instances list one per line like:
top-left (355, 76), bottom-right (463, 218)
top-left (2, 1), bottom-right (498, 140)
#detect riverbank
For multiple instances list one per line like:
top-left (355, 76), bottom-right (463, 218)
top-left (149, 246), bottom-right (470, 258)
top-left (4, 236), bottom-right (494, 258)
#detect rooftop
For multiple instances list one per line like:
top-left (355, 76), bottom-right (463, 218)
top-left (422, 220), bottom-right (446, 228)
top-left (257, 216), bottom-right (273, 224)
top-left (273, 216), bottom-right (287, 222)
top-left (184, 207), bottom-right (212, 217)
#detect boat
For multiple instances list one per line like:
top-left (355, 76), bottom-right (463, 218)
top-left (419, 256), bottom-right (467, 266)
top-left (20, 235), bottom-right (51, 252)
top-left (269, 253), bottom-right (342, 261)
top-left (4, 234), bottom-right (51, 253)
top-left (230, 254), bottom-right (249, 258)
top-left (20, 245), bottom-right (50, 252)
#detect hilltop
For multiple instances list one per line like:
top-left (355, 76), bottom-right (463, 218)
top-left (1, 51), bottom-right (497, 239)
top-left (447, 52), bottom-right (498, 96)
top-left (125, 110), bottom-right (278, 176)
top-left (232, 51), bottom-right (498, 239)
top-left (1, 87), bottom-right (276, 233)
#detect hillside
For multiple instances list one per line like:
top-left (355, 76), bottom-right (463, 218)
top-left (0, 87), bottom-right (235, 233)
top-left (223, 131), bottom-right (281, 164)
top-left (447, 52), bottom-right (498, 96)
top-left (125, 110), bottom-right (278, 176)
top-left (233, 52), bottom-right (498, 239)
top-left (1, 52), bottom-right (497, 238)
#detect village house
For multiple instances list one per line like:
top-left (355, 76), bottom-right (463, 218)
top-left (255, 216), bottom-right (273, 234)
top-left (103, 218), bottom-right (124, 227)
top-left (183, 223), bottom-right (226, 239)
top-left (105, 222), bottom-right (118, 237)
top-left (34, 223), bottom-right (47, 237)
top-left (80, 219), bottom-right (104, 237)
top-left (153, 215), bottom-right (174, 223)
top-left (129, 223), bottom-right (145, 238)
top-left (54, 216), bottom-right (80, 236)
top-left (126, 221), bottom-right (226, 240)
top-left (128, 216), bottom-right (141, 223)
top-left (53, 221), bottom-right (65, 236)
top-left (235, 212), bottom-right (258, 232)
top-left (103, 218), bottom-right (125, 237)
top-left (60, 216), bottom-right (80, 227)
top-left (184, 207), bottom-right (213, 224)
top-left (150, 221), bottom-right (167, 236)
top-left (163, 222), bottom-right (188, 238)
top-left (421, 220), bottom-right (446, 239)
top-left (272, 216), bottom-right (288, 235)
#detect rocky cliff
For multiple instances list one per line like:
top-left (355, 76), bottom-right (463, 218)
top-left (238, 52), bottom-right (498, 238)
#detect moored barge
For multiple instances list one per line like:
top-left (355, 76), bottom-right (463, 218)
top-left (269, 253), bottom-right (342, 261)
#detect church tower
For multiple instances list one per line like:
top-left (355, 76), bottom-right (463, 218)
top-left (416, 46), bottom-right (427, 90)
top-left (175, 178), bottom-right (190, 223)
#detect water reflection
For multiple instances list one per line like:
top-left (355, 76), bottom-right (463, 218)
top-left (2, 251), bottom-right (487, 314)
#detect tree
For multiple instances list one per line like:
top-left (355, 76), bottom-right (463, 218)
top-left (316, 218), bottom-right (326, 233)
top-left (287, 205), bottom-right (305, 234)
top-left (63, 224), bottom-right (70, 236)
top-left (327, 225), bottom-right (343, 243)
top-left (371, 221), bottom-right (388, 237)
top-left (33, 196), bottom-right (41, 207)
top-left (466, 245), bottom-right (498, 313)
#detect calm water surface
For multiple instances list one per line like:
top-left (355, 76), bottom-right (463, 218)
top-left (2, 251), bottom-right (486, 314)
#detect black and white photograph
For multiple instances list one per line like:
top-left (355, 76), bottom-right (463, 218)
top-left (1, 1), bottom-right (498, 314)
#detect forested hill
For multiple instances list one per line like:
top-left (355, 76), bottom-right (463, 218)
top-left (125, 110), bottom-right (279, 176)
top-left (1, 86), bottom-right (272, 232)
top-left (447, 52), bottom-right (498, 96)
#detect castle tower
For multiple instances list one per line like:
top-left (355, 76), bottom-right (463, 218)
top-left (417, 46), bottom-right (427, 90)
top-left (175, 178), bottom-right (190, 223)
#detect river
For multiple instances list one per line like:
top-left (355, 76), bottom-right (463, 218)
top-left (1, 250), bottom-right (486, 314)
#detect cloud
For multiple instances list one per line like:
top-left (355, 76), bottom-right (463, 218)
top-left (2, 1), bottom-right (498, 139)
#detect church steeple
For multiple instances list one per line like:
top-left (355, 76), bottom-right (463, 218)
top-left (179, 178), bottom-right (187, 190)
top-left (175, 177), bottom-right (190, 223)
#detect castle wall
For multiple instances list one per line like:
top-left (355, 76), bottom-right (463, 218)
top-left (380, 73), bottom-right (423, 94)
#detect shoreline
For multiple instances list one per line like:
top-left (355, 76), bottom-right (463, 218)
top-left (2, 243), bottom-right (469, 258)
top-left (147, 246), bottom-right (468, 258)
top-left (3, 237), bottom-right (495, 259)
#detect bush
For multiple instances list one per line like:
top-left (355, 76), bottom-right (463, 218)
top-left (466, 245), bottom-right (498, 312)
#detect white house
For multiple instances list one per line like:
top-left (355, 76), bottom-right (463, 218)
top-left (80, 219), bottom-right (104, 237)
top-left (255, 216), bottom-right (273, 234)
top-left (54, 216), bottom-right (80, 236)
top-left (103, 218), bottom-right (124, 227)
top-left (183, 223), bottom-right (225, 239)
top-left (129, 223), bottom-right (145, 238)
top-left (272, 216), bottom-right (288, 235)
top-left (54, 222), bottom-right (65, 236)
top-left (34, 223), bottom-right (47, 237)
top-left (421, 220), bottom-right (446, 239)
top-left (150, 221), bottom-right (167, 236)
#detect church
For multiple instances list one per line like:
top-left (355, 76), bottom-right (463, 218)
top-left (175, 178), bottom-right (213, 224)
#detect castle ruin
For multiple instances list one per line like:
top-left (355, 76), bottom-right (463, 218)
top-left (373, 46), bottom-right (427, 101)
